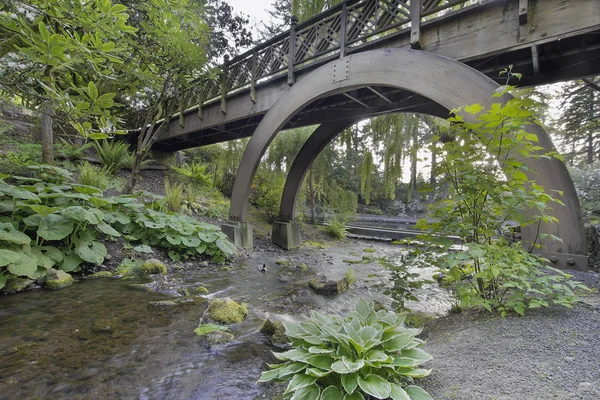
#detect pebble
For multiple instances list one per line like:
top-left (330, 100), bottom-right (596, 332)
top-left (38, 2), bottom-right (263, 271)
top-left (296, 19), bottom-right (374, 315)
top-left (577, 382), bottom-right (592, 393)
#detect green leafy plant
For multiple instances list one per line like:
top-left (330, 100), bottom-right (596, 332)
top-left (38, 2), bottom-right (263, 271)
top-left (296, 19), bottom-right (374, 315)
top-left (164, 178), bottom-right (185, 212)
top-left (258, 299), bottom-right (432, 400)
top-left (418, 83), bottom-right (589, 315)
top-left (57, 138), bottom-right (93, 161)
top-left (324, 215), bottom-right (349, 240)
top-left (0, 167), bottom-right (236, 290)
top-left (94, 140), bottom-right (132, 174)
top-left (77, 162), bottom-right (110, 190)
top-left (173, 162), bottom-right (213, 187)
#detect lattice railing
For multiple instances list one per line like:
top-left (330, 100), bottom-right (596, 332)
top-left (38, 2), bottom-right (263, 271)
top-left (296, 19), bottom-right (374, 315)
top-left (179, 0), bottom-right (477, 122)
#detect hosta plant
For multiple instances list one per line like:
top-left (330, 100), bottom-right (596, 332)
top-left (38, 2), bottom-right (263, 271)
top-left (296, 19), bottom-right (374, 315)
top-left (258, 299), bottom-right (433, 400)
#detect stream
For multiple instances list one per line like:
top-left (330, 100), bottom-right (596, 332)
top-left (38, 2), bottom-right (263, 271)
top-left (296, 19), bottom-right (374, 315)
top-left (0, 239), bottom-right (453, 399)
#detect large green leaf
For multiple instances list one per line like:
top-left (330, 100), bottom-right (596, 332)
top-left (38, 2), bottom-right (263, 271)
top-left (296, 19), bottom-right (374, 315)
top-left (257, 367), bottom-right (282, 383)
top-left (60, 251), bottom-right (83, 272)
top-left (396, 368), bottom-right (431, 378)
top-left (7, 253), bottom-right (38, 278)
top-left (364, 350), bottom-right (391, 365)
top-left (0, 186), bottom-right (40, 201)
top-left (398, 348), bottom-right (432, 364)
top-left (74, 239), bottom-right (106, 265)
top-left (29, 205), bottom-right (60, 217)
top-left (0, 273), bottom-right (7, 289)
top-left (331, 357), bottom-right (364, 374)
top-left (343, 392), bottom-right (364, 400)
top-left (341, 372), bottom-right (359, 394)
top-left (404, 385), bottom-right (432, 400)
top-left (285, 374), bottom-right (318, 394)
top-left (277, 362), bottom-right (307, 379)
top-left (0, 249), bottom-right (19, 267)
top-left (194, 323), bottom-right (228, 336)
top-left (60, 206), bottom-right (103, 224)
top-left (0, 228), bottom-right (31, 245)
top-left (357, 375), bottom-right (391, 399)
top-left (305, 355), bottom-right (334, 370)
top-left (181, 235), bottom-right (201, 248)
top-left (37, 214), bottom-right (74, 241)
top-left (290, 385), bottom-right (320, 400)
top-left (96, 221), bottom-right (121, 237)
top-left (215, 238), bottom-right (236, 254)
top-left (321, 386), bottom-right (345, 400)
top-left (389, 383), bottom-right (410, 400)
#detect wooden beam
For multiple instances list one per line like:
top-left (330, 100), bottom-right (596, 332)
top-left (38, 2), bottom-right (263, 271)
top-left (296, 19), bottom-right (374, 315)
top-left (519, 0), bottom-right (528, 25)
top-left (531, 44), bottom-right (540, 75)
top-left (288, 16), bottom-right (298, 86)
top-left (410, 0), bottom-right (422, 49)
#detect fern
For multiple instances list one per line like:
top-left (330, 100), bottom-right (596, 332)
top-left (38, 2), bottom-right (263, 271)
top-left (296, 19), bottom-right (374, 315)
top-left (76, 162), bottom-right (110, 190)
top-left (94, 140), bottom-right (131, 174)
top-left (173, 162), bottom-right (213, 187)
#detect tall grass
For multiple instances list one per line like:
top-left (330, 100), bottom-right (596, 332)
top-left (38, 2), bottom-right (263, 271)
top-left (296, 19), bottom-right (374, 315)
top-left (77, 162), bottom-right (110, 190)
top-left (164, 178), bottom-right (185, 212)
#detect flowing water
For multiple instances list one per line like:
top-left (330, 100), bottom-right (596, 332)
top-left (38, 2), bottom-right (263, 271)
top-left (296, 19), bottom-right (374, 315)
top-left (0, 240), bottom-right (453, 399)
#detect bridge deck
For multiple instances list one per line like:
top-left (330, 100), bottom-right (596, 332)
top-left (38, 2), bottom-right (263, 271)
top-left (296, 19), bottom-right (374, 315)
top-left (152, 0), bottom-right (600, 151)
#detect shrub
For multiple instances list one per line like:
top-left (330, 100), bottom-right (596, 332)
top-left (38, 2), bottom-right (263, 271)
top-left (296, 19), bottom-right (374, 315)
top-left (94, 140), bottom-right (131, 174)
top-left (418, 86), bottom-right (589, 315)
top-left (569, 164), bottom-right (600, 222)
top-left (324, 215), bottom-right (348, 239)
top-left (77, 162), bottom-right (110, 190)
top-left (173, 162), bottom-right (213, 187)
top-left (0, 167), bottom-right (236, 291)
top-left (164, 178), bottom-right (185, 212)
top-left (57, 138), bottom-right (93, 161)
top-left (258, 299), bottom-right (433, 400)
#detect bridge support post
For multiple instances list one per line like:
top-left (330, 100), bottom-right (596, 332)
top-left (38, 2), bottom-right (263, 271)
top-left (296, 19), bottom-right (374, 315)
top-left (221, 221), bottom-right (253, 250)
top-left (272, 220), bottom-right (301, 249)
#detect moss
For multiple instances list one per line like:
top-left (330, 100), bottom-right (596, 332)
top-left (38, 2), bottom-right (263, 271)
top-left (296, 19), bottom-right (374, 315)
top-left (364, 247), bottom-right (376, 253)
top-left (275, 258), bottom-right (292, 266)
top-left (205, 330), bottom-right (235, 347)
top-left (296, 263), bottom-right (308, 271)
top-left (45, 269), bottom-right (74, 290)
top-left (194, 286), bottom-right (209, 294)
top-left (260, 319), bottom-right (287, 344)
top-left (309, 276), bottom-right (351, 295)
top-left (207, 298), bottom-right (248, 324)
top-left (404, 311), bottom-right (436, 328)
top-left (127, 283), bottom-right (153, 292)
top-left (139, 259), bottom-right (167, 275)
top-left (2, 277), bottom-right (33, 294)
top-left (86, 271), bottom-right (113, 279)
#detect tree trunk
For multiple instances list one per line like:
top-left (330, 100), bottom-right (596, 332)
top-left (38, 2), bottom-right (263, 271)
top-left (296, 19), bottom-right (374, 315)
top-left (41, 101), bottom-right (54, 164)
top-left (428, 143), bottom-right (437, 204)
top-left (124, 151), bottom-right (144, 194)
top-left (309, 166), bottom-right (316, 223)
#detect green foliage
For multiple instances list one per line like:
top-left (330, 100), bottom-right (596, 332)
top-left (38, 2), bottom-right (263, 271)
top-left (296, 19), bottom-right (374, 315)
top-left (324, 216), bottom-right (348, 240)
top-left (418, 88), bottom-right (587, 315)
top-left (361, 151), bottom-right (374, 205)
top-left (569, 164), bottom-right (600, 221)
top-left (94, 140), bottom-right (131, 174)
top-left (0, 166), bottom-right (235, 290)
top-left (56, 138), bottom-right (93, 161)
top-left (164, 178), bottom-right (185, 213)
top-left (77, 162), bottom-right (110, 190)
top-left (251, 169), bottom-right (286, 223)
top-left (258, 299), bottom-right (432, 400)
top-left (0, 0), bottom-right (133, 138)
top-left (435, 243), bottom-right (590, 316)
top-left (173, 162), bottom-right (213, 187)
top-left (379, 256), bottom-right (434, 310)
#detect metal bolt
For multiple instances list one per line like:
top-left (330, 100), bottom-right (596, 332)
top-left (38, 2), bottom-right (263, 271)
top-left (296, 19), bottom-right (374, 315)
top-left (567, 258), bottom-right (575, 265)
top-left (550, 256), bottom-right (558, 263)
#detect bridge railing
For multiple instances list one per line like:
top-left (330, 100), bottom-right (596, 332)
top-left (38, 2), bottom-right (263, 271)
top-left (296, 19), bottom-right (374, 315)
top-left (179, 0), bottom-right (476, 122)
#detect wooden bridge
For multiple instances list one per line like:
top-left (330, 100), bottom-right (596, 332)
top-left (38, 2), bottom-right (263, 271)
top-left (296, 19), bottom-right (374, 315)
top-left (151, 0), bottom-right (600, 270)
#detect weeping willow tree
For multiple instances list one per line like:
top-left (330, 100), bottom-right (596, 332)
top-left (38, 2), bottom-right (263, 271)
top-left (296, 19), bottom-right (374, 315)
top-left (361, 151), bottom-right (374, 205)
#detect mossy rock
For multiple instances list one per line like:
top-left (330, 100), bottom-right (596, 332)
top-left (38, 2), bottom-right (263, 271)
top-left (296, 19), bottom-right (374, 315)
top-left (207, 298), bottom-right (248, 324)
top-left (260, 318), bottom-right (288, 345)
top-left (127, 283), bottom-right (153, 292)
top-left (275, 259), bottom-right (292, 267)
top-left (295, 263), bottom-right (308, 271)
top-left (309, 276), bottom-right (350, 295)
top-left (139, 259), bottom-right (167, 275)
top-left (45, 269), bottom-right (74, 290)
top-left (193, 286), bottom-right (209, 294)
top-left (2, 277), bottom-right (34, 294)
top-left (205, 330), bottom-right (235, 347)
top-left (86, 271), bottom-right (113, 279)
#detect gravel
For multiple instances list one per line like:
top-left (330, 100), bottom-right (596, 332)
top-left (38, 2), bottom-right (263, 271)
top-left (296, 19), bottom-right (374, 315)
top-left (419, 272), bottom-right (600, 400)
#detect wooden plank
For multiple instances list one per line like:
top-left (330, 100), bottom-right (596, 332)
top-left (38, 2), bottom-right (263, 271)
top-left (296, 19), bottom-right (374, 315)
top-left (411, 0), bottom-right (422, 49)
